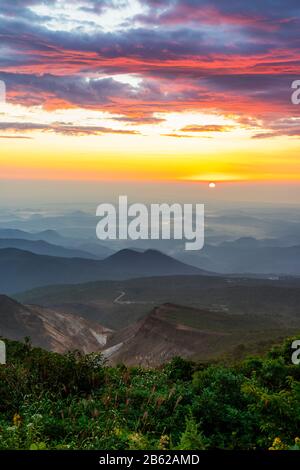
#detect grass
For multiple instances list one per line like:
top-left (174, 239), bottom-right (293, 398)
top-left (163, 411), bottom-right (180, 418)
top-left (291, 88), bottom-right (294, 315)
top-left (0, 336), bottom-right (300, 450)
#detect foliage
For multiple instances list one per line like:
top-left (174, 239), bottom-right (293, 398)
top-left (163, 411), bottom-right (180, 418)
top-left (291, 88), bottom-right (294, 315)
top-left (0, 337), bottom-right (299, 450)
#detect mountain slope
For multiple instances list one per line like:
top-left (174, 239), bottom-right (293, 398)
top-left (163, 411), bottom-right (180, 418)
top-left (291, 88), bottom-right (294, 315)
top-left (15, 273), bottom-right (300, 332)
top-left (0, 228), bottom-right (114, 259)
top-left (0, 248), bottom-right (209, 294)
top-left (0, 238), bottom-right (96, 259)
top-left (102, 304), bottom-right (226, 366)
top-left (0, 295), bottom-right (112, 353)
top-left (102, 302), bottom-right (299, 366)
top-left (0, 228), bottom-right (65, 244)
top-left (101, 249), bottom-right (209, 276)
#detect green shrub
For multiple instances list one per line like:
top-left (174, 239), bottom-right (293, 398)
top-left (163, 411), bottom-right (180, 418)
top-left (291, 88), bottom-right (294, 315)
top-left (0, 336), bottom-right (299, 450)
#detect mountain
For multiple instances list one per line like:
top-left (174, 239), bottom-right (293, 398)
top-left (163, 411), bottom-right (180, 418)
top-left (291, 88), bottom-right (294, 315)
top-left (0, 228), bottom-right (65, 244)
top-left (0, 295), bottom-right (112, 353)
top-left (102, 302), bottom-right (299, 366)
top-left (101, 249), bottom-right (209, 275)
top-left (10, 273), bottom-right (300, 365)
top-left (0, 238), bottom-right (97, 259)
top-left (74, 241), bottom-right (115, 259)
top-left (0, 228), bottom-right (114, 258)
top-left (178, 237), bottom-right (300, 275)
top-left (15, 273), bottom-right (300, 331)
top-left (0, 248), bottom-right (208, 294)
top-left (101, 303), bottom-right (217, 365)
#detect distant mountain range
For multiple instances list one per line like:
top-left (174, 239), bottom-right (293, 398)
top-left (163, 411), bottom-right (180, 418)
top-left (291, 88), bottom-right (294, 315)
top-left (2, 228), bottom-right (300, 276)
top-left (0, 228), bottom-right (114, 259)
top-left (0, 238), bottom-right (96, 259)
top-left (0, 295), bottom-right (111, 353)
top-left (0, 228), bottom-right (65, 244)
top-left (179, 236), bottom-right (300, 275)
top-left (0, 248), bottom-right (208, 294)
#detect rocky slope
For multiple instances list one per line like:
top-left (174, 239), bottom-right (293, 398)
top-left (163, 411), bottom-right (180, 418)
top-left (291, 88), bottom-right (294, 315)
top-left (0, 295), bottom-right (112, 353)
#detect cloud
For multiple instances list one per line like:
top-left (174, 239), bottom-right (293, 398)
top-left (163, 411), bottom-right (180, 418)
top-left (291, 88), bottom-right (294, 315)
top-left (112, 116), bottom-right (165, 125)
top-left (0, 121), bottom-right (139, 136)
top-left (160, 133), bottom-right (198, 138)
top-left (0, 72), bottom-right (136, 110)
top-left (0, 0), bottom-right (299, 128)
top-left (180, 124), bottom-right (233, 132)
top-left (252, 118), bottom-right (300, 139)
top-left (0, 135), bottom-right (33, 139)
top-left (79, 0), bottom-right (129, 14)
top-left (0, 6), bottom-right (298, 77)
top-left (139, 0), bottom-right (300, 29)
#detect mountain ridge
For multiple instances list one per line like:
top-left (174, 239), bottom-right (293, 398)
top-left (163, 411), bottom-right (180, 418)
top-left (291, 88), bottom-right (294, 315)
top-left (0, 247), bottom-right (209, 294)
top-left (0, 238), bottom-right (97, 259)
top-left (0, 294), bottom-right (112, 353)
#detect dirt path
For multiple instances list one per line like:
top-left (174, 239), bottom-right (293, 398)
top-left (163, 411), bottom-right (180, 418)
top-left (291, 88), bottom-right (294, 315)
top-left (113, 291), bottom-right (155, 305)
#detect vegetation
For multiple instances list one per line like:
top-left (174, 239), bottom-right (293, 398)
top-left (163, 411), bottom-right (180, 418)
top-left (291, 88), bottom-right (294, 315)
top-left (0, 337), bottom-right (300, 450)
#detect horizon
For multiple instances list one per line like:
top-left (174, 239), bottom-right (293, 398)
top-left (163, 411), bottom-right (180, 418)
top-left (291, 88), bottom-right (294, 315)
top-left (2, 180), bottom-right (300, 206)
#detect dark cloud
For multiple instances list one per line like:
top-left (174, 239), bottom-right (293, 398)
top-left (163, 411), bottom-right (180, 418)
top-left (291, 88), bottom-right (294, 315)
top-left (0, 71), bottom-right (211, 116)
top-left (252, 118), bottom-right (300, 138)
top-left (0, 72), bottom-right (134, 108)
top-left (0, 11), bottom-right (291, 73)
top-left (0, 0), bottom-right (299, 123)
top-left (140, 0), bottom-right (300, 24)
top-left (0, 0), bottom-right (57, 22)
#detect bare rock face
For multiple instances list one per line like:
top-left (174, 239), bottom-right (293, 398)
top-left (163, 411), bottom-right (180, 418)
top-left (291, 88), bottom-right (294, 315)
top-left (0, 295), bottom-right (112, 353)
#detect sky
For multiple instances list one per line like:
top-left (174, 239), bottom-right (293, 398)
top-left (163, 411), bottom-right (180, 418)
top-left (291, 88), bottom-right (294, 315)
top-left (0, 0), bottom-right (300, 203)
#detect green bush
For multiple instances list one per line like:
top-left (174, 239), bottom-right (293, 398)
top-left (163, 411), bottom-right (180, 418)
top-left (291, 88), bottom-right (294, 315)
top-left (0, 337), bottom-right (299, 450)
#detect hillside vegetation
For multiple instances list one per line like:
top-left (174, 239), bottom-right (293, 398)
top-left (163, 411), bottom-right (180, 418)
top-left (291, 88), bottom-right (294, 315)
top-left (0, 337), bottom-right (300, 450)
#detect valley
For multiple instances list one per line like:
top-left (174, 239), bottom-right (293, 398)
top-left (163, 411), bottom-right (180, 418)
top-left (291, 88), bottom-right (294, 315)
top-left (7, 273), bottom-right (300, 365)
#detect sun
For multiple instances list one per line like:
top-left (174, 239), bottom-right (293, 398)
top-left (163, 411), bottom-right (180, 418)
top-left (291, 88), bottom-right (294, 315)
top-left (208, 182), bottom-right (216, 189)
